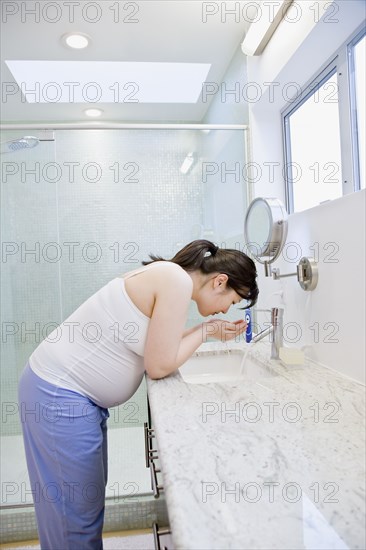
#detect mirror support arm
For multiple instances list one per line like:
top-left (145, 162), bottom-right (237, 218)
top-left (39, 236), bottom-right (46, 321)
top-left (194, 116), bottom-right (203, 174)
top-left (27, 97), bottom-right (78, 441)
top-left (264, 257), bottom-right (318, 291)
top-left (265, 262), bottom-right (297, 279)
top-left (272, 268), bottom-right (297, 279)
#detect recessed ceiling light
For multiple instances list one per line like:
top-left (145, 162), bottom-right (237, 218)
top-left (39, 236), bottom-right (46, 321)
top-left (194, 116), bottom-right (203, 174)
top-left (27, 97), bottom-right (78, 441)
top-left (84, 108), bottom-right (103, 118)
top-left (61, 33), bottom-right (90, 49)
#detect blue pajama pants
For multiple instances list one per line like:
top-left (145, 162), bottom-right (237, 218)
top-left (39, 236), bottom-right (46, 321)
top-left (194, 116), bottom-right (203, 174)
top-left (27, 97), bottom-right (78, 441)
top-left (18, 363), bottom-right (110, 550)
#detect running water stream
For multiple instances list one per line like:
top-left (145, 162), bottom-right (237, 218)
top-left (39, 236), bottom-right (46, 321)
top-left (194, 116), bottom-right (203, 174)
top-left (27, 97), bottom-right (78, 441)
top-left (238, 341), bottom-right (258, 376)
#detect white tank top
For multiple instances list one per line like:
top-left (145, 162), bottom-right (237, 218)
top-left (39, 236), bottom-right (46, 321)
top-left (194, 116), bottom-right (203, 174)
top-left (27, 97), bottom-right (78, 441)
top-left (29, 264), bottom-right (163, 408)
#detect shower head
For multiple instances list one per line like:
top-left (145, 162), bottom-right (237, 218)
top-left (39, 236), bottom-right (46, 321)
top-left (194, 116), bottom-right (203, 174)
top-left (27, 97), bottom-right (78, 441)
top-left (1, 136), bottom-right (40, 154)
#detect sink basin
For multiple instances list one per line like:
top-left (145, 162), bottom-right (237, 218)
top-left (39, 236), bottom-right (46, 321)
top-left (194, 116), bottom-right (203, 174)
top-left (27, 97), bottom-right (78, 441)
top-left (178, 349), bottom-right (273, 385)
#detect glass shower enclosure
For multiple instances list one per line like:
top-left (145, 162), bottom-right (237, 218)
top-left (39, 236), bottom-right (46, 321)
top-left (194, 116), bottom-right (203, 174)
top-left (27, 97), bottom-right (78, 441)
top-left (0, 124), bottom-right (250, 542)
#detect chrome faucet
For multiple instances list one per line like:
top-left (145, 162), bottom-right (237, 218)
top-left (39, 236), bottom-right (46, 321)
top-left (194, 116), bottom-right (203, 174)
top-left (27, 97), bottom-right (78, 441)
top-left (252, 308), bottom-right (284, 360)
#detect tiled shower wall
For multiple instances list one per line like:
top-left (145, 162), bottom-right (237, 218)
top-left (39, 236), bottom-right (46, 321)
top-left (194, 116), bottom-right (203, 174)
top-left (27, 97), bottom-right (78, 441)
top-left (1, 128), bottom-right (249, 437)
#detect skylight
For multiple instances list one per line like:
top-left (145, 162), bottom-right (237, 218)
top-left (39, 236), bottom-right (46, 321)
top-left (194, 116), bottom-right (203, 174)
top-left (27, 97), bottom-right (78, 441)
top-left (5, 60), bottom-right (212, 104)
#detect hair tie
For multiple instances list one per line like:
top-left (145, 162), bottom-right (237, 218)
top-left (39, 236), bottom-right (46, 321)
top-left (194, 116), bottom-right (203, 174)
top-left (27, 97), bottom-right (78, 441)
top-left (204, 245), bottom-right (218, 258)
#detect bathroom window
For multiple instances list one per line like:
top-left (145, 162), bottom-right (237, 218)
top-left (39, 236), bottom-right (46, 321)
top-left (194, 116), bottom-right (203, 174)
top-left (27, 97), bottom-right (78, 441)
top-left (283, 26), bottom-right (366, 213)
top-left (283, 68), bottom-right (342, 213)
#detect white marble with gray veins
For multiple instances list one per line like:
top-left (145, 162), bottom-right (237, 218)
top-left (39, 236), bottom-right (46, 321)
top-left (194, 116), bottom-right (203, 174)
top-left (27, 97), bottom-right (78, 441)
top-left (146, 341), bottom-right (365, 550)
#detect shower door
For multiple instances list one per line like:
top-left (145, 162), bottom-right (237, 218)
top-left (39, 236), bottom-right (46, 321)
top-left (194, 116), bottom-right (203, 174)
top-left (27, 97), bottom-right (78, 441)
top-left (1, 130), bottom-right (60, 509)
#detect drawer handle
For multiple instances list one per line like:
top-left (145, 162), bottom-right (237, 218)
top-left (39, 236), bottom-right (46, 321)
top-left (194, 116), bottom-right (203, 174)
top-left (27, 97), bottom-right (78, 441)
top-left (149, 459), bottom-right (164, 499)
top-left (152, 522), bottom-right (171, 550)
top-left (144, 422), bottom-right (155, 468)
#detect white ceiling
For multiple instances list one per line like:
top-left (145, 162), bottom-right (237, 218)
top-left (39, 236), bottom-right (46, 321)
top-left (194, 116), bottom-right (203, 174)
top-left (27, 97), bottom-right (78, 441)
top-left (0, 0), bottom-right (253, 124)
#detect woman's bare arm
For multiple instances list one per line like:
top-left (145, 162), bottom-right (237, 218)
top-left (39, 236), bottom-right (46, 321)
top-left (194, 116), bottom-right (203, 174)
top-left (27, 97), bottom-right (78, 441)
top-left (143, 267), bottom-right (247, 379)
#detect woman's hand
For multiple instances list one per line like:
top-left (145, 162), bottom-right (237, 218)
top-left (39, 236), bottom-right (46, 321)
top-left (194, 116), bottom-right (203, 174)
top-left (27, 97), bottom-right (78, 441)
top-left (203, 318), bottom-right (247, 342)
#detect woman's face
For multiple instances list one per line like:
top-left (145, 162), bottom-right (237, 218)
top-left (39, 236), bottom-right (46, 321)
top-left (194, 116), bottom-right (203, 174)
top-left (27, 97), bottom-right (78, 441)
top-left (195, 274), bottom-right (244, 317)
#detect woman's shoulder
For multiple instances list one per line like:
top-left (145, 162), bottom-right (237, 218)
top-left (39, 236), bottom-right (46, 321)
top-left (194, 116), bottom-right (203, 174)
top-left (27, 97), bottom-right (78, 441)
top-left (148, 262), bottom-right (193, 304)
top-left (122, 261), bottom-right (192, 287)
top-left (142, 262), bottom-right (192, 291)
top-left (150, 261), bottom-right (192, 283)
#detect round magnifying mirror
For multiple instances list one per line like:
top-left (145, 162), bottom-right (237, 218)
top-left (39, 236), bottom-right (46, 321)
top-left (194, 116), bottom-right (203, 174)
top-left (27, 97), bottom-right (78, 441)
top-left (244, 197), bottom-right (288, 264)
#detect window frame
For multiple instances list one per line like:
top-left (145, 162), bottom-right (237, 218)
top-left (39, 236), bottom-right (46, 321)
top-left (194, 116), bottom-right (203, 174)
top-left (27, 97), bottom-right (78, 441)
top-left (282, 23), bottom-right (366, 214)
top-left (348, 27), bottom-right (366, 192)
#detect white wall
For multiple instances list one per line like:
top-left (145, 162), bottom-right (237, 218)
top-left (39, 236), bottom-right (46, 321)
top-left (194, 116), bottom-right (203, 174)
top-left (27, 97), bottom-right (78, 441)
top-left (257, 190), bottom-right (365, 383)
top-left (203, 44), bottom-right (249, 124)
top-left (241, 1), bottom-right (365, 382)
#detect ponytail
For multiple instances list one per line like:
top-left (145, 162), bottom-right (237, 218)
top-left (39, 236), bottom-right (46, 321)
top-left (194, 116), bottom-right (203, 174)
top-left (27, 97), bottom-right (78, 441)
top-left (142, 239), bottom-right (259, 308)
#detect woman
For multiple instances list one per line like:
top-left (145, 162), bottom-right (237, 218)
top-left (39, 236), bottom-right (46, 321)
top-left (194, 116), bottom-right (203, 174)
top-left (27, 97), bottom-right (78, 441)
top-left (18, 239), bottom-right (258, 549)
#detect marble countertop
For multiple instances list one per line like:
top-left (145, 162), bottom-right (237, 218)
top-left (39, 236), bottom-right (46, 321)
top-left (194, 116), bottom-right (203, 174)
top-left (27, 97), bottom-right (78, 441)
top-left (146, 341), bottom-right (365, 550)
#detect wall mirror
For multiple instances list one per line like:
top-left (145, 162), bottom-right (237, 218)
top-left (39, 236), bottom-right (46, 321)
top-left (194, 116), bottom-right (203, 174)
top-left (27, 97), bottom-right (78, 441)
top-left (244, 197), bottom-right (288, 264)
top-left (244, 197), bottom-right (318, 291)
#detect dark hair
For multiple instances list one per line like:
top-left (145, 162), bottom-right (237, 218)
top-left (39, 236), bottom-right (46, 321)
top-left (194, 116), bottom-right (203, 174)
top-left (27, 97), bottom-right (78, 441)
top-left (142, 239), bottom-right (259, 309)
